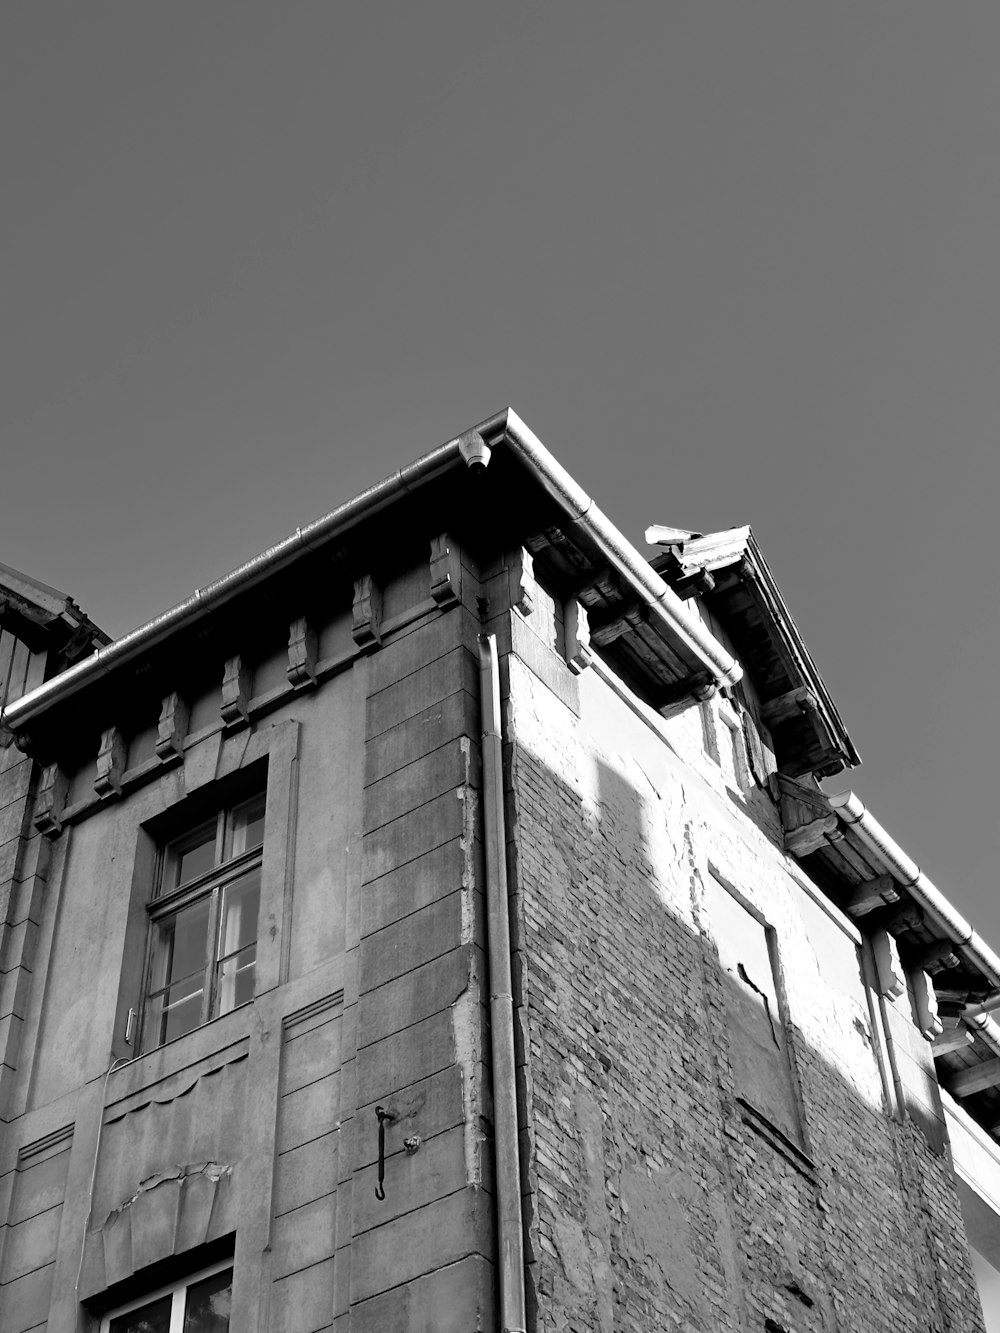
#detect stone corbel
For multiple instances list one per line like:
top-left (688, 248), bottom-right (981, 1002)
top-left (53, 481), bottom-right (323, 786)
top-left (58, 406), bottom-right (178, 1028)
top-left (871, 930), bottom-right (906, 1000)
top-left (911, 968), bottom-right (943, 1039)
top-left (352, 575), bottom-right (382, 649)
top-left (564, 600), bottom-right (593, 675)
top-left (94, 727), bottom-right (126, 798)
top-left (509, 549), bottom-right (534, 618)
top-left (155, 692), bottom-right (189, 761)
top-left (221, 656), bottom-right (250, 727)
top-left (287, 617), bottom-right (317, 688)
top-left (429, 534), bottom-right (462, 608)
top-left (34, 764), bottom-right (68, 839)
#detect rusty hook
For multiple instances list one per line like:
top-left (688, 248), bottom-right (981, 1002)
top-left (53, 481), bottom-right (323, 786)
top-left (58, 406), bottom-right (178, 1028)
top-left (375, 1105), bottom-right (393, 1201)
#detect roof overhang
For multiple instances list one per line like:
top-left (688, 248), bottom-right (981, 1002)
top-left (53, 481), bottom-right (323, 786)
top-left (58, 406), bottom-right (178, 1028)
top-left (779, 774), bottom-right (1000, 1140)
top-left (0, 409), bottom-right (741, 738)
top-left (649, 527), bottom-right (859, 778)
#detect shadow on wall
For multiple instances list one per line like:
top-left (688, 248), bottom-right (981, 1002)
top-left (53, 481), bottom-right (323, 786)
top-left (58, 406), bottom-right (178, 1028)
top-left (511, 738), bottom-right (987, 1333)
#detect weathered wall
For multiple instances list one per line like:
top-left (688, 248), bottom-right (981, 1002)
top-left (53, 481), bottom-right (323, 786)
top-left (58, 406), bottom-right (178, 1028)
top-left (505, 613), bottom-right (986, 1333)
top-left (0, 545), bottom-right (496, 1333)
top-left (1, 522), bottom-right (991, 1333)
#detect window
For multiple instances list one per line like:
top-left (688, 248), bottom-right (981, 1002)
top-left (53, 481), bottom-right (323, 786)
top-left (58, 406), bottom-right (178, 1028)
top-left (704, 872), bottom-right (804, 1150)
top-left (100, 1262), bottom-right (232, 1331)
top-left (141, 791), bottom-right (265, 1052)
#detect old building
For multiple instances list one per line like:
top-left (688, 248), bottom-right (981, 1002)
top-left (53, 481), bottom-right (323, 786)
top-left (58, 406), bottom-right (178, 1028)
top-left (1, 409), bottom-right (999, 1331)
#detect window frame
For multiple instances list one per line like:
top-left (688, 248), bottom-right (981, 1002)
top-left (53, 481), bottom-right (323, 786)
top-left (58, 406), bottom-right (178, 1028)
top-left (703, 867), bottom-right (812, 1159)
top-left (98, 1258), bottom-right (233, 1332)
top-left (140, 790), bottom-right (266, 1054)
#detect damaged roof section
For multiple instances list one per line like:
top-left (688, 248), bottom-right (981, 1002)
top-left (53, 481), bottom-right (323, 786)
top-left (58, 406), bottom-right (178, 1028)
top-left (648, 525), bottom-right (860, 779)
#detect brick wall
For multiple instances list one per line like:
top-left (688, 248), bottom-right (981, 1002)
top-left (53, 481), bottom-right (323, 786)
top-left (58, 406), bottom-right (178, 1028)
top-left (505, 642), bottom-right (986, 1333)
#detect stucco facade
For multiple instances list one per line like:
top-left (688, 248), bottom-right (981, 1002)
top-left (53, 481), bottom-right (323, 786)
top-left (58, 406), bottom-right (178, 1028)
top-left (0, 411), bottom-right (998, 1331)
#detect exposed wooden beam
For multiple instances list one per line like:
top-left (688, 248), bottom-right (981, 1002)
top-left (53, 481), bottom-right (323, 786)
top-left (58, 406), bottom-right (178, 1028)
top-left (932, 1026), bottom-right (974, 1057)
top-left (589, 603), bottom-right (648, 647)
top-left (672, 568), bottom-right (716, 601)
top-left (761, 686), bottom-right (818, 728)
top-left (784, 816), bottom-right (838, 858)
top-left (949, 1058), bottom-right (1000, 1099)
top-left (911, 940), bottom-right (962, 974)
top-left (873, 901), bottom-right (923, 936)
top-left (846, 874), bottom-right (899, 917)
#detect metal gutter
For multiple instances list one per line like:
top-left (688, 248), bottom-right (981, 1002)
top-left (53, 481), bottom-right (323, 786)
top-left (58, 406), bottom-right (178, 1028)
top-left (828, 790), bottom-right (1000, 1015)
top-left (1, 408), bottom-right (740, 732)
top-left (480, 409), bottom-right (743, 692)
top-left (963, 1012), bottom-right (1000, 1055)
top-left (0, 439), bottom-right (464, 730)
top-left (479, 634), bottom-right (528, 1333)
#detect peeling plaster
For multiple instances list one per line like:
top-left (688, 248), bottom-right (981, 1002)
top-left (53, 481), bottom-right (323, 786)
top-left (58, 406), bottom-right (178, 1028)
top-left (101, 1160), bottom-right (232, 1229)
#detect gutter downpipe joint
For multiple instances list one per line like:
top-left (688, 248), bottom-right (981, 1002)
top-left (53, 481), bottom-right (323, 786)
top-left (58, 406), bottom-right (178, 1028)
top-left (828, 790), bottom-right (1000, 1019)
top-left (479, 634), bottom-right (528, 1333)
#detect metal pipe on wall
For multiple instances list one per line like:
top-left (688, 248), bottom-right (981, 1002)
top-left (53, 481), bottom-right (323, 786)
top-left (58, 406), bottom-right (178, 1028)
top-left (478, 634), bottom-right (527, 1333)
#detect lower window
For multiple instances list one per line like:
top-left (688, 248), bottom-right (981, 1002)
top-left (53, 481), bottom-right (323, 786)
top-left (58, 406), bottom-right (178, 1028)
top-left (101, 1262), bottom-right (232, 1332)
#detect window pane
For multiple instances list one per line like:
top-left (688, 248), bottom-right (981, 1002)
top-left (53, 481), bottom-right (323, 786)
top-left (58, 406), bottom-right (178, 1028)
top-left (217, 944), bottom-right (256, 1014)
top-left (146, 898), bottom-right (211, 1047)
top-left (183, 1268), bottom-right (233, 1332)
top-left (171, 821), bottom-right (218, 889)
top-left (231, 795), bottom-right (266, 856)
top-left (152, 973), bottom-right (206, 1046)
top-left (153, 898), bottom-right (212, 990)
top-left (109, 1293), bottom-right (173, 1333)
top-left (220, 871), bottom-right (260, 955)
top-left (216, 871), bottom-right (260, 1015)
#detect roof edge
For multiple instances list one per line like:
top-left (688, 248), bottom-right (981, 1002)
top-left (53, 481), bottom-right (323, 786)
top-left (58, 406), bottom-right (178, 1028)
top-left (0, 409), bottom-right (741, 731)
top-left (655, 525), bottom-right (859, 772)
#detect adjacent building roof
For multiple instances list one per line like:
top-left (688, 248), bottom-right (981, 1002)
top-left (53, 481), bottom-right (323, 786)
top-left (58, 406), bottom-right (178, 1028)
top-left (0, 560), bottom-right (109, 676)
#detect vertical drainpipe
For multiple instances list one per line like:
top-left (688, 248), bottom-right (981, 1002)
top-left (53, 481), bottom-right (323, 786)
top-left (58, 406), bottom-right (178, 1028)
top-left (479, 634), bottom-right (528, 1333)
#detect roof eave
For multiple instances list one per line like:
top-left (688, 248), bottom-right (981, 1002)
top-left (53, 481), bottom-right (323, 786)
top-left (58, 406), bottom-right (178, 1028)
top-left (1, 409), bottom-right (741, 733)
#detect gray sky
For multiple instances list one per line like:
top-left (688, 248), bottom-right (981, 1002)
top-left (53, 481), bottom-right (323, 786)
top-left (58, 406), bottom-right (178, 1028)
top-left (3, 5), bottom-right (1000, 962)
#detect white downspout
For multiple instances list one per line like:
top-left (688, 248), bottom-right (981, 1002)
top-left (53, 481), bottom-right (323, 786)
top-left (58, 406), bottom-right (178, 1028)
top-left (479, 634), bottom-right (528, 1333)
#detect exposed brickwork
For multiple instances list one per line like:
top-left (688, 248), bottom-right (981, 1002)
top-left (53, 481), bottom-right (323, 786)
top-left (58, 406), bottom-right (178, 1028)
top-left (0, 498), bottom-right (992, 1333)
top-left (505, 649), bottom-right (986, 1333)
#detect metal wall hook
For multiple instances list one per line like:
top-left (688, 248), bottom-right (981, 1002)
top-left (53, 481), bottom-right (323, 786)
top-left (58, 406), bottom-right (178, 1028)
top-left (375, 1105), bottom-right (394, 1201)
